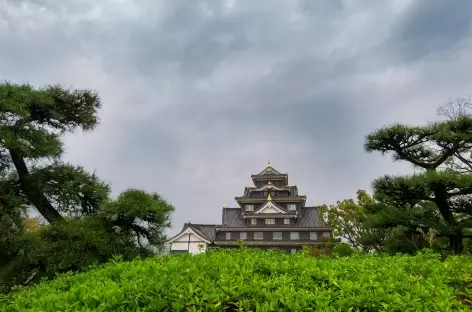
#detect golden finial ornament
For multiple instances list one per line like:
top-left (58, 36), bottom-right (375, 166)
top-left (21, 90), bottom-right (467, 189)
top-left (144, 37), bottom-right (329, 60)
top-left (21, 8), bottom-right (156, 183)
top-left (223, 204), bottom-right (227, 208)
top-left (267, 193), bottom-right (272, 201)
top-left (267, 160), bottom-right (271, 167)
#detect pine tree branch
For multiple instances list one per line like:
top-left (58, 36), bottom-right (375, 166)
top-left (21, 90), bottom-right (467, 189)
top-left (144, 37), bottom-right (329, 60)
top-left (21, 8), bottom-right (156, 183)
top-left (430, 145), bottom-right (461, 169)
top-left (393, 144), bottom-right (431, 169)
top-left (453, 151), bottom-right (472, 172)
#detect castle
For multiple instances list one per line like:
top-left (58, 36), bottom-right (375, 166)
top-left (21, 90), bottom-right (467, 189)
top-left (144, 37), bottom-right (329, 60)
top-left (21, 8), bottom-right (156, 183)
top-left (167, 162), bottom-right (333, 254)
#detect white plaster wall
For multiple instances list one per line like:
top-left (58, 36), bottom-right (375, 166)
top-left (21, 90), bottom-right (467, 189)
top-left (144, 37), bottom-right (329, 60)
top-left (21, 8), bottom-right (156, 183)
top-left (188, 242), bottom-right (207, 254)
top-left (170, 233), bottom-right (207, 254)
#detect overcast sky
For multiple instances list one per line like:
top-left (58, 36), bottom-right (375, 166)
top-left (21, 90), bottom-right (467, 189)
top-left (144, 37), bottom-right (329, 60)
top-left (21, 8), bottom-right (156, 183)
top-left (2, 0), bottom-right (472, 236)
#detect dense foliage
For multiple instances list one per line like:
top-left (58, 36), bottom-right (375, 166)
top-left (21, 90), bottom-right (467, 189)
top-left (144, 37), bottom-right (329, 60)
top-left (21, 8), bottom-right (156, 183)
top-left (1, 249), bottom-right (471, 311)
top-left (0, 82), bottom-right (174, 292)
top-left (320, 189), bottom-right (441, 254)
top-left (0, 188), bottom-right (174, 293)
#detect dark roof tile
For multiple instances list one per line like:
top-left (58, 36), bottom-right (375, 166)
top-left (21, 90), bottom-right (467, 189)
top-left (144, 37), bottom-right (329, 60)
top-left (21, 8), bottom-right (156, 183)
top-left (189, 224), bottom-right (217, 241)
top-left (219, 206), bottom-right (328, 228)
top-left (235, 196), bottom-right (306, 201)
top-left (295, 207), bottom-right (328, 227)
top-left (222, 208), bottom-right (245, 227)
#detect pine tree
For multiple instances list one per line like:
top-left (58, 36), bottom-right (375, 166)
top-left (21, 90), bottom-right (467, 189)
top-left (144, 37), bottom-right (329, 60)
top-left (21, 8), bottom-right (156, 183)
top-left (0, 82), bottom-right (175, 291)
top-left (0, 81), bottom-right (105, 222)
top-left (365, 116), bottom-right (472, 253)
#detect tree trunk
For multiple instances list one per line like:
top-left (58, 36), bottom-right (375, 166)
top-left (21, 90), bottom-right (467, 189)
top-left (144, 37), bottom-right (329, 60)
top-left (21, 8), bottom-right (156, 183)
top-left (8, 149), bottom-right (64, 224)
top-left (434, 188), bottom-right (464, 254)
top-left (449, 231), bottom-right (464, 254)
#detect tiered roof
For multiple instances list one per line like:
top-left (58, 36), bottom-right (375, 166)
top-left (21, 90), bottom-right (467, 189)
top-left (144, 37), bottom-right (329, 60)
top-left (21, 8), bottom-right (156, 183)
top-left (236, 161), bottom-right (306, 206)
top-left (168, 161), bottom-right (331, 246)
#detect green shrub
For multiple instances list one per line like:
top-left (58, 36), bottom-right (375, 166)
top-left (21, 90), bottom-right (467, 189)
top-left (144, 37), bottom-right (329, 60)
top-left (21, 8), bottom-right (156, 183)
top-left (1, 249), bottom-right (471, 311)
top-left (0, 216), bottom-right (148, 293)
top-left (332, 243), bottom-right (354, 257)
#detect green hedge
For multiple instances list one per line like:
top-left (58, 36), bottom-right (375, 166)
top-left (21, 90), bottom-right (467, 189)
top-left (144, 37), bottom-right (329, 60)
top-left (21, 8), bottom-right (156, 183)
top-left (1, 249), bottom-right (471, 311)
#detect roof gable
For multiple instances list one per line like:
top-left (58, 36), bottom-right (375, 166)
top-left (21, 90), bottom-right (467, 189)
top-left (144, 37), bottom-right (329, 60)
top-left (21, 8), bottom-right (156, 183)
top-left (254, 201), bottom-right (287, 214)
top-left (251, 161), bottom-right (286, 176)
top-left (167, 224), bottom-right (211, 244)
top-left (260, 167), bottom-right (281, 175)
top-left (254, 166), bottom-right (285, 176)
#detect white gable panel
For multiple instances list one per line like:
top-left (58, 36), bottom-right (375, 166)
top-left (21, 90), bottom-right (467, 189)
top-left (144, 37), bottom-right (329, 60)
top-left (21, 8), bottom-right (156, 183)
top-left (260, 206), bottom-right (279, 213)
top-left (254, 201), bottom-right (286, 214)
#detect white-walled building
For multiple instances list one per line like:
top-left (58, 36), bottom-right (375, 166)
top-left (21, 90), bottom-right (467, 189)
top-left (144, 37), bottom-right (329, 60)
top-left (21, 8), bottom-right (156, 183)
top-left (167, 223), bottom-right (216, 254)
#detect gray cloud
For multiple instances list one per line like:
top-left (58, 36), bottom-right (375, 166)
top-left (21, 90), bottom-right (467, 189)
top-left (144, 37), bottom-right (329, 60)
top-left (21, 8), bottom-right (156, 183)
top-left (2, 0), bottom-right (472, 235)
top-left (388, 0), bottom-right (472, 62)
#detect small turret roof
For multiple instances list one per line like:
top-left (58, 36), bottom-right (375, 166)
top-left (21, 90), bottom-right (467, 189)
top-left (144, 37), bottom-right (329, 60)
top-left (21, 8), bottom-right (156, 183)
top-left (251, 162), bottom-right (288, 185)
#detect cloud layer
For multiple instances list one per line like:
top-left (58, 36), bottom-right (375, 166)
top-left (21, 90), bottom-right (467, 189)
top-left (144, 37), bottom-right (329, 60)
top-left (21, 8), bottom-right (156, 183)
top-left (2, 0), bottom-right (472, 235)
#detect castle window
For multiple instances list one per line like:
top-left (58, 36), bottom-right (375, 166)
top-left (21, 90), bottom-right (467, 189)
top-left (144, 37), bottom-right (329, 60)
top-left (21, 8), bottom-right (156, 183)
top-left (322, 232), bottom-right (330, 238)
top-left (225, 232), bottom-right (231, 240)
top-left (284, 218), bottom-right (290, 225)
top-left (245, 204), bottom-right (254, 212)
top-left (310, 232), bottom-right (318, 240)
top-left (250, 219), bottom-right (257, 225)
top-left (254, 232), bottom-right (263, 240)
top-left (273, 232), bottom-right (282, 240)
top-left (265, 218), bottom-right (275, 225)
top-left (240, 232), bottom-right (247, 240)
top-left (288, 204), bottom-right (296, 211)
top-left (290, 249), bottom-right (297, 254)
top-left (290, 232), bottom-right (299, 240)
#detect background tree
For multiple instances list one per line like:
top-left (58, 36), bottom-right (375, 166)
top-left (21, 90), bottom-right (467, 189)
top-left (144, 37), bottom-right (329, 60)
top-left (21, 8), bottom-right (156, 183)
top-left (319, 190), bottom-right (379, 252)
top-left (437, 96), bottom-right (472, 120)
top-left (99, 189), bottom-right (174, 252)
top-left (437, 96), bottom-right (472, 175)
top-left (320, 189), bottom-right (443, 254)
top-left (0, 187), bottom-right (175, 292)
top-left (364, 114), bottom-right (472, 254)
